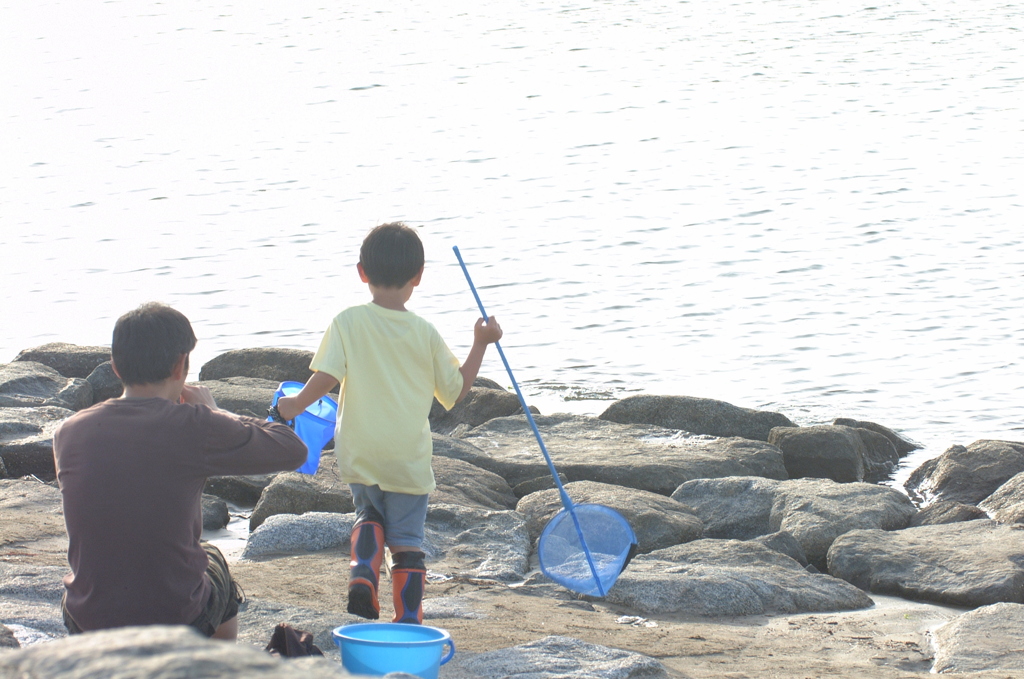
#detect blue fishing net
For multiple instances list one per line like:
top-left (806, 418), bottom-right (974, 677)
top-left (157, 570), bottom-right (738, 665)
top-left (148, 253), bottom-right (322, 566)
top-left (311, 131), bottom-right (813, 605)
top-left (538, 503), bottom-right (637, 597)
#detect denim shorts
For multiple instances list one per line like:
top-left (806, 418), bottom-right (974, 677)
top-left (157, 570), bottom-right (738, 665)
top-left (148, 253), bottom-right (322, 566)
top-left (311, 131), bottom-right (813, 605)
top-left (350, 483), bottom-right (428, 549)
top-left (62, 542), bottom-right (242, 637)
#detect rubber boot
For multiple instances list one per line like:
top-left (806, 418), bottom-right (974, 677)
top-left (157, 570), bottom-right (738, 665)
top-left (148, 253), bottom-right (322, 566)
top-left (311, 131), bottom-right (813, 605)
top-left (347, 520), bottom-right (384, 619)
top-left (391, 551), bottom-right (426, 624)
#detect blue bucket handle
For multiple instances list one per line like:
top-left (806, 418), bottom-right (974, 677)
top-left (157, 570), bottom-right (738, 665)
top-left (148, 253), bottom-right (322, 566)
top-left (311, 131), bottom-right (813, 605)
top-left (439, 636), bottom-right (456, 666)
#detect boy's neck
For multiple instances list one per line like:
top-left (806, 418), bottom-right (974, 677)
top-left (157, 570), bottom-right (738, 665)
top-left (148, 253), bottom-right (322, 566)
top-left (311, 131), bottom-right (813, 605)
top-left (369, 283), bottom-right (414, 312)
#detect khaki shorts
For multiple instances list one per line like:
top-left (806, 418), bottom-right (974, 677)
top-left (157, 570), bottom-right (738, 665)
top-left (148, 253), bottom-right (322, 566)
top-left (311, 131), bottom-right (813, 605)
top-left (62, 542), bottom-right (243, 637)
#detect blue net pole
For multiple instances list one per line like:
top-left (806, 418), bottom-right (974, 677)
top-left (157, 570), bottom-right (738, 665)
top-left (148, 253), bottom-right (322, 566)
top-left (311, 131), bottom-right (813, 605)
top-left (453, 246), bottom-right (606, 596)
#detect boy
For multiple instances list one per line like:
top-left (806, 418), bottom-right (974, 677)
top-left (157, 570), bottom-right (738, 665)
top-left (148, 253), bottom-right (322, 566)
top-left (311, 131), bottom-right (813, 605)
top-left (274, 223), bottom-right (502, 623)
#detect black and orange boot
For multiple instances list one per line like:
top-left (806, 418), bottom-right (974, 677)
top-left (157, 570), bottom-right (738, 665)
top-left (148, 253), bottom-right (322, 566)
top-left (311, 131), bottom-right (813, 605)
top-left (347, 519), bottom-right (385, 619)
top-left (391, 550), bottom-right (426, 624)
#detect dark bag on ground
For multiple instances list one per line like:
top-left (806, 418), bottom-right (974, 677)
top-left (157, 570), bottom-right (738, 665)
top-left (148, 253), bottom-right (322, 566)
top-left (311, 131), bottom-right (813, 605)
top-left (265, 623), bottom-right (324, 657)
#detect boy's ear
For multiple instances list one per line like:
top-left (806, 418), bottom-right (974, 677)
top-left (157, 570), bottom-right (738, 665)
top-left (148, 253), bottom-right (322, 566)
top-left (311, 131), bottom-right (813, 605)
top-left (411, 266), bottom-right (424, 287)
top-left (357, 262), bottom-right (370, 283)
top-left (109, 359), bottom-right (122, 380)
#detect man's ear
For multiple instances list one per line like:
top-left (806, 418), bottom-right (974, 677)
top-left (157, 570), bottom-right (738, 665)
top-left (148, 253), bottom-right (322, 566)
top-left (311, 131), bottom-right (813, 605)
top-left (170, 353), bottom-right (189, 381)
top-left (110, 359), bottom-right (122, 380)
top-left (357, 262), bottom-right (370, 283)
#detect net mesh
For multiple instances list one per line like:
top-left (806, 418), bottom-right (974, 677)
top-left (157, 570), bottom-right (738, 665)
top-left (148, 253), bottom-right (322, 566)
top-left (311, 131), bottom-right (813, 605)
top-left (538, 504), bottom-right (636, 597)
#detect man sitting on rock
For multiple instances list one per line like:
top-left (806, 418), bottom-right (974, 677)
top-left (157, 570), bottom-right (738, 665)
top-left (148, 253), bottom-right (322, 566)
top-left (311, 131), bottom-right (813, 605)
top-left (53, 302), bottom-right (306, 639)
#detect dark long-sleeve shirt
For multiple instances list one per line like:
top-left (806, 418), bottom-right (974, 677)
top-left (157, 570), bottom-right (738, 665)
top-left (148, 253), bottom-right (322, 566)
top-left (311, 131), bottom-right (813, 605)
top-left (53, 396), bottom-right (305, 631)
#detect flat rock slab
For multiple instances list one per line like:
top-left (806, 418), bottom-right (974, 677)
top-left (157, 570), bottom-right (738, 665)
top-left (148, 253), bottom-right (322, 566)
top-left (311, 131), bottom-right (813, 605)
top-left (0, 407), bottom-right (74, 481)
top-left (672, 476), bottom-right (917, 569)
top-left (599, 394), bottom-right (795, 442)
top-left (827, 520), bottom-right (1024, 608)
top-left (0, 478), bottom-right (66, 550)
top-left (604, 539), bottom-right (873, 617)
top-left (243, 503), bottom-right (530, 582)
top-left (452, 414), bottom-right (786, 495)
top-left (0, 624), bottom-right (356, 678)
top-left (516, 480), bottom-right (702, 554)
top-left (445, 635), bottom-right (668, 679)
top-left (238, 597), bottom-right (362, 661)
top-left (0, 563), bottom-right (67, 644)
top-left (422, 503), bottom-right (530, 581)
top-left (932, 602), bottom-right (1024, 674)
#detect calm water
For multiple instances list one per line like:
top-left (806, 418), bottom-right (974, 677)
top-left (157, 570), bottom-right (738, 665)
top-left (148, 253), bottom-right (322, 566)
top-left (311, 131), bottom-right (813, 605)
top-left (2, 0), bottom-right (1022, 484)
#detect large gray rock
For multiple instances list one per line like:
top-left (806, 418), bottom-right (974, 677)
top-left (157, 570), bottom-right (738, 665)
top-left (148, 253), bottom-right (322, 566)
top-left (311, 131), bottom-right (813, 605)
top-left (203, 473), bottom-right (277, 507)
top-left (0, 362), bottom-right (92, 412)
top-left (979, 471), bottom-right (1024, 524)
top-left (430, 385), bottom-right (525, 435)
top-left (432, 455), bottom-right (518, 510)
top-left (249, 455), bottom-right (353, 531)
top-left (827, 520), bottom-right (1024, 608)
top-left (198, 348), bottom-right (316, 385)
top-left (670, 476), bottom-right (779, 540)
top-left (599, 394), bottom-right (794, 442)
top-left (909, 500), bottom-right (987, 527)
top-left (85, 361), bottom-right (122, 404)
top-left (671, 476), bottom-right (917, 569)
top-left (13, 343), bottom-right (110, 379)
top-left (451, 414), bottom-right (786, 495)
top-left (831, 417), bottom-right (921, 455)
top-left (604, 539), bottom-right (872, 617)
top-left (243, 511), bottom-right (354, 559)
top-left (199, 377), bottom-right (280, 418)
top-left (0, 406), bottom-right (74, 480)
top-left (0, 624), bottom-right (354, 678)
top-left (767, 425), bottom-right (899, 483)
top-left (516, 480), bottom-right (702, 554)
top-left (904, 439), bottom-right (1024, 505)
top-left (445, 635), bottom-right (668, 679)
top-left (771, 479), bottom-right (916, 569)
top-left (932, 602), bottom-right (1024, 674)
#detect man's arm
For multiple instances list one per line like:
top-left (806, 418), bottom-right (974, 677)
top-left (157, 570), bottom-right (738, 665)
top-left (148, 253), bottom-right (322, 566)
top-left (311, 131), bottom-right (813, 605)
top-left (457, 316), bottom-right (502, 403)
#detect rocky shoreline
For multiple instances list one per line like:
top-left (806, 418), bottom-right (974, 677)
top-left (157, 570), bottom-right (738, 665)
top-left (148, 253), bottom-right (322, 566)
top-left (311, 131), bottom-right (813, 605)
top-left (3, 343), bottom-right (1024, 677)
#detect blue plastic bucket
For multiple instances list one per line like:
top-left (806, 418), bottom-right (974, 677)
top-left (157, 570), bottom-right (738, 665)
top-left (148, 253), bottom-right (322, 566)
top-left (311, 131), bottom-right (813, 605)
top-left (332, 623), bottom-right (455, 679)
top-left (268, 381), bottom-right (338, 475)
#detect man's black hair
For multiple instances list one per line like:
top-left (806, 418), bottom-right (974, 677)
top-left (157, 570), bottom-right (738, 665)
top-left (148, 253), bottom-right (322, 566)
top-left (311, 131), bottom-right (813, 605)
top-left (359, 222), bottom-right (425, 288)
top-left (111, 302), bottom-right (197, 386)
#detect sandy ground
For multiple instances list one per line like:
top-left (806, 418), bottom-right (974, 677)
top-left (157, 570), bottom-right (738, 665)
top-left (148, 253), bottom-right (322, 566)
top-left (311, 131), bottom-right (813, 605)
top-left (4, 494), bottom-right (1021, 679)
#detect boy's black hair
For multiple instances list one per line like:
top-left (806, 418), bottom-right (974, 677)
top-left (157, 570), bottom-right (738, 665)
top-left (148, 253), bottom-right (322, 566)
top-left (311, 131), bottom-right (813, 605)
top-left (359, 222), bottom-right (424, 288)
top-left (111, 302), bottom-right (197, 386)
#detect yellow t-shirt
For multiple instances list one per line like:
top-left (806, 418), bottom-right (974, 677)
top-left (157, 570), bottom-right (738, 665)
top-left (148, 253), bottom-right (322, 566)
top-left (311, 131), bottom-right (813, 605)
top-left (309, 303), bottom-right (464, 494)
